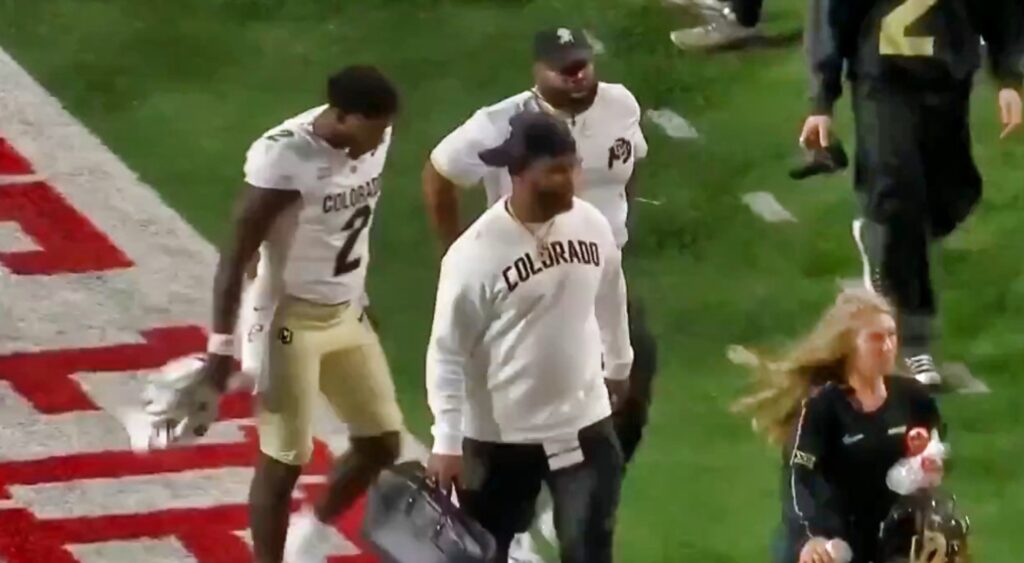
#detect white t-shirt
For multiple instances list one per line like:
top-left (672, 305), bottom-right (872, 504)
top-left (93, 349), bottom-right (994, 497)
top-left (242, 105), bottom-right (392, 306)
top-left (430, 83), bottom-right (648, 248)
top-left (426, 197), bottom-right (633, 455)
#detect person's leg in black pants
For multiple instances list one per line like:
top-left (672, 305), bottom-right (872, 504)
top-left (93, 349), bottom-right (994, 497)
top-left (920, 82), bottom-right (981, 246)
top-left (728, 0), bottom-right (764, 28)
top-left (852, 79), bottom-right (946, 382)
top-left (546, 418), bottom-right (625, 563)
top-left (613, 298), bottom-right (658, 464)
top-left (459, 440), bottom-right (547, 562)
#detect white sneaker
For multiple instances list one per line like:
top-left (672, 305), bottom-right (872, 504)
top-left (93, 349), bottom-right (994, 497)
top-left (670, 18), bottom-right (758, 50)
top-left (283, 508), bottom-right (333, 563)
top-left (508, 534), bottom-right (546, 563)
top-left (907, 354), bottom-right (942, 387)
top-left (852, 218), bottom-right (885, 295)
top-left (664, 0), bottom-right (732, 18)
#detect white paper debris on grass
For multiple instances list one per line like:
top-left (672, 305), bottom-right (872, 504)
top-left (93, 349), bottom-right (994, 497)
top-left (634, 197), bottom-right (663, 206)
top-left (645, 108), bottom-right (700, 139)
top-left (726, 345), bottom-right (760, 367)
top-left (584, 29), bottom-right (606, 55)
top-left (741, 191), bottom-right (797, 223)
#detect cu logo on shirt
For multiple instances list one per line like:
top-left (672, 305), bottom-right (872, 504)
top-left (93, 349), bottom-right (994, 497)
top-left (608, 138), bottom-right (632, 169)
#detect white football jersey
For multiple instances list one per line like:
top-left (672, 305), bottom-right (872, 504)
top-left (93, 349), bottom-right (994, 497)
top-left (242, 105), bottom-right (392, 306)
top-left (430, 83), bottom-right (647, 247)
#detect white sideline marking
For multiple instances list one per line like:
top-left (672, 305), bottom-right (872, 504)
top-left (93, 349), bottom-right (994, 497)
top-left (0, 173), bottom-right (46, 185)
top-left (7, 468), bottom-right (255, 519)
top-left (68, 538), bottom-right (198, 563)
top-left (0, 221), bottom-right (40, 253)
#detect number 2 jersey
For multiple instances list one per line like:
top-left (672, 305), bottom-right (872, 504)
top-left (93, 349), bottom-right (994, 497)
top-left (243, 105), bottom-right (392, 306)
top-left (806, 0), bottom-right (1024, 113)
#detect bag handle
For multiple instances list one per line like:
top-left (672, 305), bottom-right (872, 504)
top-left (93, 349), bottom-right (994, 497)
top-left (431, 513), bottom-right (467, 553)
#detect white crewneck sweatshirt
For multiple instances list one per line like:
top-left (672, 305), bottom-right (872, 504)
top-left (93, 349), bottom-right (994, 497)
top-left (426, 196), bottom-right (632, 455)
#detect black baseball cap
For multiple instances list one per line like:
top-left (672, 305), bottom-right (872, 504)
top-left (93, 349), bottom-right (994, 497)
top-left (533, 27), bottom-right (593, 70)
top-left (478, 111), bottom-right (577, 175)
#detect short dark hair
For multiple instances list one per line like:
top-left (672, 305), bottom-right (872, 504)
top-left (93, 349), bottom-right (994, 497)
top-left (326, 65), bottom-right (399, 119)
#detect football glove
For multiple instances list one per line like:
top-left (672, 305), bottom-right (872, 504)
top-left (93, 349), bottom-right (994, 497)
top-left (140, 354), bottom-right (221, 450)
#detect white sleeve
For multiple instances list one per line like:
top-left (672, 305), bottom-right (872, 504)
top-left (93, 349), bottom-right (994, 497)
top-left (243, 135), bottom-right (303, 191)
top-left (429, 111), bottom-right (504, 188)
top-left (624, 89), bottom-right (648, 161)
top-left (425, 248), bottom-right (490, 455)
top-left (596, 240), bottom-right (633, 381)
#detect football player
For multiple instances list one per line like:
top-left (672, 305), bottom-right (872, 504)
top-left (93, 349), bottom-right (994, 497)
top-left (149, 66), bottom-right (405, 563)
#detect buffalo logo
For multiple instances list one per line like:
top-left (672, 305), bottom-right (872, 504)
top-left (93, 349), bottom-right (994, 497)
top-left (247, 323), bottom-right (265, 343)
top-left (607, 138), bottom-right (632, 169)
top-left (278, 327), bottom-right (293, 345)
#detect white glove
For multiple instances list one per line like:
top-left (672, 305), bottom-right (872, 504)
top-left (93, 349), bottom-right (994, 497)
top-left (140, 354), bottom-right (221, 450)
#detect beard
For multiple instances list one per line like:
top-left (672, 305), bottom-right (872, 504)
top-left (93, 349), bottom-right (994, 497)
top-left (536, 190), bottom-right (574, 218)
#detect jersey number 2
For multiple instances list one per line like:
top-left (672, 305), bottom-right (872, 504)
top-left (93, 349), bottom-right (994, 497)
top-left (880, 0), bottom-right (938, 57)
top-left (334, 205), bottom-right (372, 276)
top-left (911, 531), bottom-right (948, 563)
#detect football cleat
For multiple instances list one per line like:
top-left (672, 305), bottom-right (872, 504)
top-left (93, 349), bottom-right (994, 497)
top-left (284, 507), bottom-right (334, 563)
top-left (790, 140), bottom-right (849, 180)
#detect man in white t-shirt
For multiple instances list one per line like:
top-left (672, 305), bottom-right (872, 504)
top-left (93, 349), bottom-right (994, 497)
top-left (422, 26), bottom-right (659, 475)
top-left (425, 111), bottom-right (632, 563)
top-left (424, 28), bottom-right (646, 250)
top-left (194, 67), bottom-right (405, 563)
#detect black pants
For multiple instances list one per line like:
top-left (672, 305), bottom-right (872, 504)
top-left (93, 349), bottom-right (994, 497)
top-left (615, 298), bottom-right (658, 464)
top-left (852, 79), bottom-right (981, 353)
top-left (458, 418), bottom-right (624, 563)
top-left (728, 0), bottom-right (764, 28)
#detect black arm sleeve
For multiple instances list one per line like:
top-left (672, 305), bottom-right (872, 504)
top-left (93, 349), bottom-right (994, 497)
top-left (805, 0), bottom-right (846, 115)
top-left (783, 395), bottom-right (844, 540)
top-left (972, 0), bottom-right (1024, 89)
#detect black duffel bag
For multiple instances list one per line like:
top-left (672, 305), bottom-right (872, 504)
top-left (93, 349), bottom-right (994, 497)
top-left (361, 461), bottom-right (496, 563)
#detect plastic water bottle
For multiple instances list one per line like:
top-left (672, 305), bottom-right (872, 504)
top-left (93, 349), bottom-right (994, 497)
top-left (886, 427), bottom-right (948, 495)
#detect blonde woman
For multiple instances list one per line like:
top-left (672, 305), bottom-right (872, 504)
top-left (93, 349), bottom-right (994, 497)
top-left (734, 289), bottom-right (943, 563)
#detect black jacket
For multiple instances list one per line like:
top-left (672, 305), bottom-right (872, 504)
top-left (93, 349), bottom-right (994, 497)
top-left (781, 376), bottom-right (941, 562)
top-left (806, 0), bottom-right (1024, 114)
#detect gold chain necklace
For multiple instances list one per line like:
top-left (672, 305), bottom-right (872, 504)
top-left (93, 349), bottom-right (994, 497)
top-left (506, 199), bottom-right (556, 262)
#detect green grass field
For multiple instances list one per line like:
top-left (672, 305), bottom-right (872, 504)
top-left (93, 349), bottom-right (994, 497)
top-left (2, 0), bottom-right (1022, 560)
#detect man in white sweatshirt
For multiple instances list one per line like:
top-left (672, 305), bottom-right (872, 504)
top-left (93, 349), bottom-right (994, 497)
top-left (425, 111), bottom-right (633, 563)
